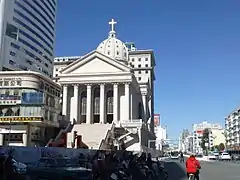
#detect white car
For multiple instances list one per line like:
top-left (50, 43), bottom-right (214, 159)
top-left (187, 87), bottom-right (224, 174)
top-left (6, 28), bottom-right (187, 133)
top-left (208, 153), bottom-right (217, 160)
top-left (219, 152), bottom-right (231, 161)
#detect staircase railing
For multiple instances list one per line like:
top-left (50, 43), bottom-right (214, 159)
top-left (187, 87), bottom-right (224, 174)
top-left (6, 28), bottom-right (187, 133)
top-left (99, 122), bottom-right (115, 149)
top-left (46, 122), bottom-right (73, 147)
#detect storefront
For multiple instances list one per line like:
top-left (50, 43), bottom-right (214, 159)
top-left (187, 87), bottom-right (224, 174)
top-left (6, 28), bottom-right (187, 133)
top-left (0, 116), bottom-right (59, 146)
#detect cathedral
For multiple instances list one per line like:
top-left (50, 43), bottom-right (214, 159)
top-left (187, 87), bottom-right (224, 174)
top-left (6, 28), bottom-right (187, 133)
top-left (53, 19), bottom-right (156, 152)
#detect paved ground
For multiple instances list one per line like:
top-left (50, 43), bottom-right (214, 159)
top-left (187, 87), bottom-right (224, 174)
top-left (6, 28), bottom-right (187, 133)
top-left (164, 160), bottom-right (240, 180)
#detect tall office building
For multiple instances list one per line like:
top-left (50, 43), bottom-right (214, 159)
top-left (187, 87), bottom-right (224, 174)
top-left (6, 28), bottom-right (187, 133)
top-left (0, 0), bottom-right (57, 78)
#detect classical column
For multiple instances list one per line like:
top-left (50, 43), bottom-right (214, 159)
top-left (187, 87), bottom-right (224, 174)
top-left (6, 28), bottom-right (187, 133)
top-left (22, 133), bottom-right (27, 146)
top-left (100, 84), bottom-right (105, 124)
top-left (113, 83), bottom-right (119, 122)
top-left (142, 93), bottom-right (147, 121)
top-left (86, 84), bottom-right (92, 124)
top-left (0, 134), bottom-right (3, 146)
top-left (125, 83), bottom-right (130, 121)
top-left (73, 84), bottom-right (79, 122)
top-left (62, 85), bottom-right (68, 116)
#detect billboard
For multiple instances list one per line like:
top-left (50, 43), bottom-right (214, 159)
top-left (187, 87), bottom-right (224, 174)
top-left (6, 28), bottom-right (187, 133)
top-left (154, 114), bottom-right (160, 126)
top-left (21, 92), bottom-right (44, 104)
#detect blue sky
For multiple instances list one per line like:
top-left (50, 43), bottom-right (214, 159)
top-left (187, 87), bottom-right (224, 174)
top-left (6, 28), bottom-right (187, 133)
top-left (55, 0), bottom-right (240, 139)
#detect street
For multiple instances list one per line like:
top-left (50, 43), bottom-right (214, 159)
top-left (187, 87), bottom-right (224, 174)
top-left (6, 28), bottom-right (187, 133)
top-left (164, 160), bottom-right (240, 180)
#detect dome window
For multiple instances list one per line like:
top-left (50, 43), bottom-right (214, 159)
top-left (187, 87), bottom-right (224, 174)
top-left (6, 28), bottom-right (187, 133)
top-left (108, 51), bottom-right (110, 55)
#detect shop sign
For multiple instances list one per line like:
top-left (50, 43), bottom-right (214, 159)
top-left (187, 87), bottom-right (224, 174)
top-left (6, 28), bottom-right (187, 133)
top-left (0, 116), bottom-right (43, 122)
top-left (0, 78), bottom-right (22, 86)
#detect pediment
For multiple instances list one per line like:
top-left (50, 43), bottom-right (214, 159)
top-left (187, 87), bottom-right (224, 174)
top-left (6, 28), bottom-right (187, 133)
top-left (60, 51), bottom-right (131, 74)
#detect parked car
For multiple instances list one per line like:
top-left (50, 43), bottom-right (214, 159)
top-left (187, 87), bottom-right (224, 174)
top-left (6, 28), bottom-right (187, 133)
top-left (219, 152), bottom-right (231, 161)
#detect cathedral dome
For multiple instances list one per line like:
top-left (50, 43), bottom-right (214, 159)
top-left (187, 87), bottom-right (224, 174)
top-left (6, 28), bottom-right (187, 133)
top-left (97, 19), bottom-right (128, 62)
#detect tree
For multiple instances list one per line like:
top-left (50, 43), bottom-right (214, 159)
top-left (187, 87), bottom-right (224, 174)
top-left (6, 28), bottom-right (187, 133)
top-left (214, 145), bottom-right (220, 151)
top-left (201, 128), bottom-right (210, 151)
top-left (219, 143), bottom-right (225, 151)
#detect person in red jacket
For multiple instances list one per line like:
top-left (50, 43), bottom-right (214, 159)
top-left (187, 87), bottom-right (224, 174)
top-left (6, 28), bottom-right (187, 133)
top-left (186, 154), bottom-right (201, 180)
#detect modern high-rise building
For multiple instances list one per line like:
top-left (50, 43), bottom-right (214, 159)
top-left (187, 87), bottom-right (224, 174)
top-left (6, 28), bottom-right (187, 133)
top-left (225, 108), bottom-right (240, 150)
top-left (0, 0), bottom-right (57, 78)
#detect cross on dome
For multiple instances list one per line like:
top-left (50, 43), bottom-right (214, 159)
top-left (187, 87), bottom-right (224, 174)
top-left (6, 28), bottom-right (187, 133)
top-left (108, 19), bottom-right (117, 37)
top-left (109, 19), bottom-right (117, 32)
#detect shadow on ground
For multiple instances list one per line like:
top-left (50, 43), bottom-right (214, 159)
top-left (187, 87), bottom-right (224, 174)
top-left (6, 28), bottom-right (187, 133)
top-left (164, 161), bottom-right (187, 180)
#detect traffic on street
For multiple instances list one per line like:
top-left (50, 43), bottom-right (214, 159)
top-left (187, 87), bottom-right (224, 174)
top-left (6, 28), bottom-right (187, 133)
top-left (164, 159), bottom-right (240, 180)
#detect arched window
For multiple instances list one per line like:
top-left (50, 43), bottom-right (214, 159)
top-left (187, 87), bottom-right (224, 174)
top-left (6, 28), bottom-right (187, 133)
top-left (80, 91), bottom-right (87, 115)
top-left (93, 88), bottom-right (100, 114)
top-left (106, 90), bottom-right (113, 114)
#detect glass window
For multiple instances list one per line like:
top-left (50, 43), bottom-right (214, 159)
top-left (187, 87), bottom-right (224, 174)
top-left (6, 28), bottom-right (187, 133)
top-left (9, 51), bottom-right (16, 56)
top-left (81, 91), bottom-right (87, 115)
top-left (5, 23), bottom-right (18, 39)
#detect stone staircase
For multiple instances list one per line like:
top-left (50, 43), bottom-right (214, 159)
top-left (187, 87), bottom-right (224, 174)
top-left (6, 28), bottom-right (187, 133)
top-left (67, 123), bottom-right (114, 149)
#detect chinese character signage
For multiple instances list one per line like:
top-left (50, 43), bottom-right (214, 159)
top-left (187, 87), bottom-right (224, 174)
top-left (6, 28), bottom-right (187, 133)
top-left (0, 78), bottom-right (22, 86)
top-left (0, 116), bottom-right (43, 122)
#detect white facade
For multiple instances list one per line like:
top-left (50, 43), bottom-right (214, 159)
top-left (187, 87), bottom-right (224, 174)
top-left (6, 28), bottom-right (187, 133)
top-left (53, 56), bottom-right (81, 83)
top-left (0, 0), bottom-right (57, 78)
top-left (192, 121), bottom-right (222, 153)
top-left (180, 134), bottom-right (193, 153)
top-left (0, 71), bottom-right (62, 146)
top-left (155, 126), bottom-right (167, 150)
top-left (225, 108), bottom-right (240, 150)
top-left (54, 19), bottom-right (156, 151)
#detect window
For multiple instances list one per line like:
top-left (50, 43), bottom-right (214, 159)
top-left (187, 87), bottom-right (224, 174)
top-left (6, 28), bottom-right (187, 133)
top-left (145, 64), bottom-right (148, 67)
top-left (10, 42), bottom-right (20, 50)
top-left (116, 51), bottom-right (119, 55)
top-left (81, 91), bottom-right (87, 115)
top-left (13, 89), bottom-right (19, 95)
top-left (138, 77), bottom-right (141, 81)
top-left (5, 90), bottom-right (10, 95)
top-left (9, 51), bottom-right (16, 56)
top-left (145, 57), bottom-right (148, 61)
top-left (107, 91), bottom-right (113, 114)
top-left (9, 60), bottom-right (16, 65)
top-left (5, 23), bottom-right (18, 39)
top-left (138, 71), bottom-right (141, 74)
top-left (131, 58), bottom-right (134, 62)
top-left (138, 58), bottom-right (141, 61)
top-left (145, 70), bottom-right (148, 74)
top-left (138, 64), bottom-right (141, 68)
